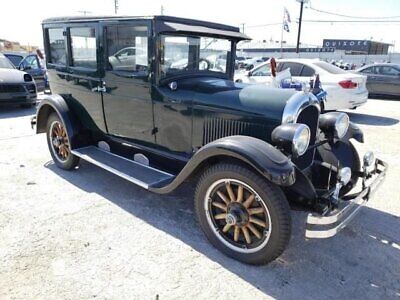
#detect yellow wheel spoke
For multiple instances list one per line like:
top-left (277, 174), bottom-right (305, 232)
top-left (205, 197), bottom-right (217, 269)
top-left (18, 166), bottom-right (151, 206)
top-left (242, 226), bottom-right (251, 244)
top-left (247, 223), bottom-right (262, 239)
top-left (222, 224), bottom-right (231, 233)
top-left (248, 207), bottom-right (264, 215)
top-left (234, 226), bottom-right (240, 242)
top-left (217, 191), bottom-right (230, 205)
top-left (236, 185), bottom-right (243, 203)
top-left (243, 194), bottom-right (255, 208)
top-left (211, 202), bottom-right (227, 211)
top-left (249, 217), bottom-right (267, 228)
top-left (225, 182), bottom-right (236, 202)
top-left (214, 213), bottom-right (226, 220)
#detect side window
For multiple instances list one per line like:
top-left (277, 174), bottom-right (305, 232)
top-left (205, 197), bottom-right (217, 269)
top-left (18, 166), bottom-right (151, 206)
top-left (360, 67), bottom-right (375, 74)
top-left (48, 28), bottom-right (66, 65)
top-left (379, 66), bottom-right (400, 76)
top-left (252, 64), bottom-right (271, 76)
top-left (301, 65), bottom-right (315, 77)
top-left (106, 25), bottom-right (148, 73)
top-left (24, 55), bottom-right (39, 69)
top-left (279, 62), bottom-right (303, 76)
top-left (70, 27), bottom-right (97, 69)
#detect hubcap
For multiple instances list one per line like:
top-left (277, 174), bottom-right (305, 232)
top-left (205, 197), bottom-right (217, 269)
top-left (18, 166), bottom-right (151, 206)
top-left (205, 179), bottom-right (272, 253)
top-left (49, 121), bottom-right (70, 162)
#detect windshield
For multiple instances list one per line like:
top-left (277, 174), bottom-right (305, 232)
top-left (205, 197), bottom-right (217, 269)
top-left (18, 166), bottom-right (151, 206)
top-left (160, 35), bottom-right (232, 78)
top-left (314, 61), bottom-right (347, 74)
top-left (0, 56), bottom-right (15, 69)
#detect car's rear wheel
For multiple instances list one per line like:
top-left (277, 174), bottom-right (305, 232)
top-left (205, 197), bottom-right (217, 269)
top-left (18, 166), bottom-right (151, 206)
top-left (46, 112), bottom-right (79, 170)
top-left (195, 163), bottom-right (291, 265)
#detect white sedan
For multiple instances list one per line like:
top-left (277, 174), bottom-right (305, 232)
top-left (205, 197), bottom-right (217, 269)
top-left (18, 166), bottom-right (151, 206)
top-left (235, 58), bottom-right (368, 111)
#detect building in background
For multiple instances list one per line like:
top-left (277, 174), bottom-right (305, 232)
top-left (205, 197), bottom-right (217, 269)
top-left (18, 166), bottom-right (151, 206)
top-left (322, 39), bottom-right (393, 55)
top-left (0, 38), bottom-right (37, 52)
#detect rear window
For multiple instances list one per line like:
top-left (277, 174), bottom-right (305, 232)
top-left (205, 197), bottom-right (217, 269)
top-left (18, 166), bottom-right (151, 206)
top-left (4, 54), bottom-right (23, 66)
top-left (48, 28), bottom-right (66, 65)
top-left (301, 65), bottom-right (315, 77)
top-left (314, 61), bottom-right (347, 74)
top-left (70, 27), bottom-right (97, 69)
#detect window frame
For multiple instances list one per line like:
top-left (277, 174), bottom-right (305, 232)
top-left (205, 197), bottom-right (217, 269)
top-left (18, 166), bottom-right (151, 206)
top-left (45, 26), bottom-right (68, 66)
top-left (300, 65), bottom-right (315, 77)
top-left (102, 20), bottom-right (151, 76)
top-left (67, 24), bottom-right (99, 71)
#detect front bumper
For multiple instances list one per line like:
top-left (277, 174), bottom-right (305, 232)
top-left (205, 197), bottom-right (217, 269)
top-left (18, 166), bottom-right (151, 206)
top-left (305, 158), bottom-right (387, 239)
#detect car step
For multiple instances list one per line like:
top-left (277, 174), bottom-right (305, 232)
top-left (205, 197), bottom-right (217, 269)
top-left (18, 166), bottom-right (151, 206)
top-left (71, 146), bottom-right (175, 189)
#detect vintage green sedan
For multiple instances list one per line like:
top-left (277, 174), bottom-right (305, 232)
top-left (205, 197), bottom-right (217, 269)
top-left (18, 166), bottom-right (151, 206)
top-left (32, 15), bottom-right (386, 265)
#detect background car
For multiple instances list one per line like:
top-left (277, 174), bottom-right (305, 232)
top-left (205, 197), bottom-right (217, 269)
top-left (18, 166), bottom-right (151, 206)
top-left (3, 51), bottom-right (47, 92)
top-left (0, 53), bottom-right (37, 107)
top-left (355, 63), bottom-right (400, 98)
top-left (235, 58), bottom-right (368, 111)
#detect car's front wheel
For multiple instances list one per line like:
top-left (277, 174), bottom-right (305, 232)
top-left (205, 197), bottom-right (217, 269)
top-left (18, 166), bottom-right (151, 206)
top-left (46, 112), bottom-right (80, 170)
top-left (195, 163), bottom-right (291, 265)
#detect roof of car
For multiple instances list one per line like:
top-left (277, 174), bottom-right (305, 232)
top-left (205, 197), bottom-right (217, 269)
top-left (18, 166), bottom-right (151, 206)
top-left (359, 63), bottom-right (400, 69)
top-left (42, 15), bottom-right (238, 31)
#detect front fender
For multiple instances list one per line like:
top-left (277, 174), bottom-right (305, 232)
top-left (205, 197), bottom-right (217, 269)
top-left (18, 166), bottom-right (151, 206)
top-left (35, 94), bottom-right (83, 149)
top-left (345, 122), bottom-right (364, 143)
top-left (150, 136), bottom-right (295, 194)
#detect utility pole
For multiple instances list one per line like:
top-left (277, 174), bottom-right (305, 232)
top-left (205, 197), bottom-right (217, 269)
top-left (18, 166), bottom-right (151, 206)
top-left (295, 0), bottom-right (308, 53)
top-left (114, 0), bottom-right (119, 15)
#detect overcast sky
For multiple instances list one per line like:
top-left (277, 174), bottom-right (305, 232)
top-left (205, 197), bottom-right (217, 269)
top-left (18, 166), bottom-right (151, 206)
top-left (1, 0), bottom-right (399, 51)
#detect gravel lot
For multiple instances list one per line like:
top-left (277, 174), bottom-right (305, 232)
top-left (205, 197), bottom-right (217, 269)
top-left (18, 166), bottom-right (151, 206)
top-left (0, 98), bottom-right (399, 299)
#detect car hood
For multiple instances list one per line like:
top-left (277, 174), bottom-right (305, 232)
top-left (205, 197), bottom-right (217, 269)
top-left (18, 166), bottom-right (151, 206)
top-left (0, 68), bottom-right (27, 84)
top-left (176, 76), bottom-right (297, 122)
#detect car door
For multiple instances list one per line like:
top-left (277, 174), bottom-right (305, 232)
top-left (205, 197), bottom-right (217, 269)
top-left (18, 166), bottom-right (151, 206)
top-left (375, 66), bottom-right (400, 96)
top-left (248, 63), bottom-right (272, 84)
top-left (101, 20), bottom-right (155, 145)
top-left (359, 66), bottom-right (378, 93)
top-left (19, 55), bottom-right (46, 92)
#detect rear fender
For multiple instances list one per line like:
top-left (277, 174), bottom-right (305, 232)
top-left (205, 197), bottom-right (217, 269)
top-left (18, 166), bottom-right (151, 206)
top-left (36, 94), bottom-right (84, 149)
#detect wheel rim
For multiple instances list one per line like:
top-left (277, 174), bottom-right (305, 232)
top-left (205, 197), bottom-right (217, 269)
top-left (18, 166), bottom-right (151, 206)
top-left (204, 178), bottom-right (272, 254)
top-left (49, 120), bottom-right (70, 162)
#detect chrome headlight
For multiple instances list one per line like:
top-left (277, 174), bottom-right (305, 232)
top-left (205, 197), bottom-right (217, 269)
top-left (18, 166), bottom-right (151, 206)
top-left (338, 167), bottom-right (352, 185)
top-left (272, 123), bottom-right (311, 157)
top-left (363, 151), bottom-right (375, 167)
top-left (319, 112), bottom-right (350, 139)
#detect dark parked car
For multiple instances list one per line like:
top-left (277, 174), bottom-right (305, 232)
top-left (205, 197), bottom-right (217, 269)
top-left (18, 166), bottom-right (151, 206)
top-left (356, 63), bottom-right (400, 98)
top-left (3, 51), bottom-right (48, 92)
top-left (33, 15), bottom-right (386, 265)
top-left (0, 53), bottom-right (37, 106)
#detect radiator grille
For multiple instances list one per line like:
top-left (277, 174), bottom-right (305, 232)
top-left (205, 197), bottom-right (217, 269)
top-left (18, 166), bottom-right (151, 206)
top-left (203, 117), bottom-right (269, 145)
top-left (0, 84), bottom-right (25, 93)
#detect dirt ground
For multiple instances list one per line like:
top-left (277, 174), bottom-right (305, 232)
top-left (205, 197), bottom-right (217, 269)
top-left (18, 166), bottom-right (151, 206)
top-left (0, 98), bottom-right (399, 299)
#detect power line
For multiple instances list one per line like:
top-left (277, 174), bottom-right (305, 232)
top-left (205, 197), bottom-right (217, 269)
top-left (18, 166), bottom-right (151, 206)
top-left (302, 20), bottom-right (400, 23)
top-left (244, 22), bottom-right (282, 29)
top-left (308, 6), bottom-right (400, 20)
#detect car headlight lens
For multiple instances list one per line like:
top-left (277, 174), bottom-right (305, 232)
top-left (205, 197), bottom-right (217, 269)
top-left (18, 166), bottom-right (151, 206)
top-left (272, 123), bottom-right (311, 157)
top-left (338, 167), bottom-right (352, 185)
top-left (292, 125), bottom-right (310, 156)
top-left (334, 113), bottom-right (350, 139)
top-left (319, 112), bottom-right (350, 139)
top-left (363, 151), bottom-right (375, 167)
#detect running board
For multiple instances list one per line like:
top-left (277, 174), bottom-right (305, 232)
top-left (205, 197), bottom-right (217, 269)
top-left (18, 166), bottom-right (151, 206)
top-left (71, 146), bottom-right (175, 189)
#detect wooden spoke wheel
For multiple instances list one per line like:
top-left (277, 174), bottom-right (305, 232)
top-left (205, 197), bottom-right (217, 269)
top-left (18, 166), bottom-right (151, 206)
top-left (195, 163), bottom-right (291, 265)
top-left (46, 113), bottom-right (80, 170)
top-left (205, 178), bottom-right (272, 253)
top-left (49, 120), bottom-right (70, 162)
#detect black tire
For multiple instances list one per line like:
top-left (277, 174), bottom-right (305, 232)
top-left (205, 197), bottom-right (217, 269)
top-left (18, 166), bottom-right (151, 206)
top-left (46, 112), bottom-right (80, 170)
top-left (195, 163), bottom-right (291, 265)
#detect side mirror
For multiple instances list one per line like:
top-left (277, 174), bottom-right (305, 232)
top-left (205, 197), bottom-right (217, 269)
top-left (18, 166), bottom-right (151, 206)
top-left (19, 65), bottom-right (31, 71)
top-left (245, 70), bottom-right (252, 77)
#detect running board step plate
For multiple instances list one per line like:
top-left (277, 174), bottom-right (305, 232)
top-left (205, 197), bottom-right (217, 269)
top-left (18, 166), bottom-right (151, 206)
top-left (72, 146), bottom-right (175, 189)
